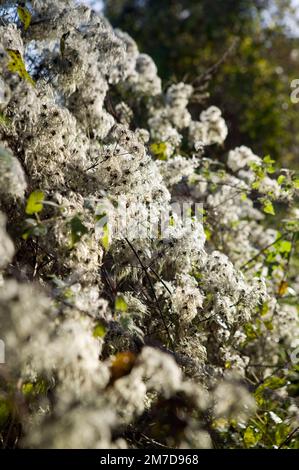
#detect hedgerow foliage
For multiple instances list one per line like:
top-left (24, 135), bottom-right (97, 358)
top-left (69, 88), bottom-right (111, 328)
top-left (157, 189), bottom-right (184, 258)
top-left (0, 0), bottom-right (298, 449)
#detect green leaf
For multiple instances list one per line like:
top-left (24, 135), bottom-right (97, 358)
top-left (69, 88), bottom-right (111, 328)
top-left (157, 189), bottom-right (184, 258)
top-left (244, 322), bottom-right (259, 341)
top-left (22, 379), bottom-right (48, 398)
top-left (169, 215), bottom-right (175, 226)
top-left (25, 190), bottom-right (45, 215)
top-left (17, 6), bottom-right (31, 31)
top-left (150, 142), bottom-right (168, 160)
top-left (278, 240), bottom-right (292, 254)
top-left (263, 155), bottom-right (275, 173)
top-left (22, 382), bottom-right (34, 396)
top-left (244, 426), bottom-right (262, 448)
top-left (69, 216), bottom-right (88, 247)
top-left (262, 199), bottom-right (275, 215)
top-left (263, 376), bottom-right (286, 390)
top-left (261, 302), bottom-right (269, 316)
top-left (115, 295), bottom-right (128, 312)
top-left (277, 175), bottom-right (286, 185)
top-left (101, 223), bottom-right (109, 251)
top-left (251, 180), bottom-right (261, 190)
top-left (204, 227), bottom-right (212, 241)
top-left (6, 49), bottom-right (35, 86)
top-left (263, 318), bottom-right (274, 330)
top-left (263, 155), bottom-right (275, 165)
top-left (0, 112), bottom-right (10, 126)
top-left (93, 322), bottom-right (106, 338)
top-left (275, 423), bottom-right (291, 446)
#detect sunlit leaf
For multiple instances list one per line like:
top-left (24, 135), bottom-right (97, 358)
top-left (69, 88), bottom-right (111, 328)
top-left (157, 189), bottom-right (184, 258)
top-left (244, 426), bottom-right (262, 448)
top-left (25, 190), bottom-right (45, 215)
top-left (169, 215), bottom-right (175, 226)
top-left (150, 142), bottom-right (168, 160)
top-left (6, 49), bottom-right (35, 86)
top-left (261, 302), bottom-right (269, 316)
top-left (22, 379), bottom-right (49, 399)
top-left (17, 6), bottom-right (31, 31)
top-left (101, 223), bottom-right (109, 251)
top-left (244, 322), bottom-right (259, 341)
top-left (262, 199), bottom-right (275, 215)
top-left (93, 322), bottom-right (106, 338)
top-left (115, 295), bottom-right (128, 312)
top-left (277, 175), bottom-right (286, 185)
top-left (263, 155), bottom-right (275, 173)
top-left (277, 240), bottom-right (292, 254)
top-left (204, 227), bottom-right (212, 241)
top-left (0, 112), bottom-right (10, 126)
top-left (263, 376), bottom-right (286, 390)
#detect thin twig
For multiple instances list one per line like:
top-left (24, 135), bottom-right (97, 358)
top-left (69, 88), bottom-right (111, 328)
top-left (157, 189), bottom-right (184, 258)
top-left (240, 233), bottom-right (287, 271)
top-left (193, 38), bottom-right (239, 86)
top-left (278, 425), bottom-right (299, 449)
top-left (125, 238), bottom-right (175, 351)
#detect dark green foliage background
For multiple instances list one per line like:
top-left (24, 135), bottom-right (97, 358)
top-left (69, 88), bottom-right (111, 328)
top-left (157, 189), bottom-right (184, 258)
top-left (104, 0), bottom-right (299, 167)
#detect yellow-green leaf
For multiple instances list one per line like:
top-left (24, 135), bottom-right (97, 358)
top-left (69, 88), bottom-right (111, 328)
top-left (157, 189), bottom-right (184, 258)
top-left (6, 49), bottom-right (35, 86)
top-left (278, 240), bottom-right (292, 253)
top-left (244, 426), bottom-right (262, 448)
top-left (275, 423), bottom-right (291, 446)
top-left (204, 227), bottom-right (212, 241)
top-left (22, 382), bottom-right (34, 396)
top-left (262, 199), bottom-right (275, 215)
top-left (0, 112), bottom-right (10, 126)
top-left (17, 6), bottom-right (31, 31)
top-left (115, 295), bottom-right (128, 312)
top-left (150, 142), bottom-right (168, 160)
top-left (101, 223), bottom-right (109, 251)
top-left (93, 322), bottom-right (106, 338)
top-left (25, 190), bottom-right (45, 215)
top-left (169, 215), bottom-right (175, 226)
top-left (263, 155), bottom-right (275, 165)
top-left (263, 376), bottom-right (286, 390)
top-left (277, 175), bottom-right (286, 185)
